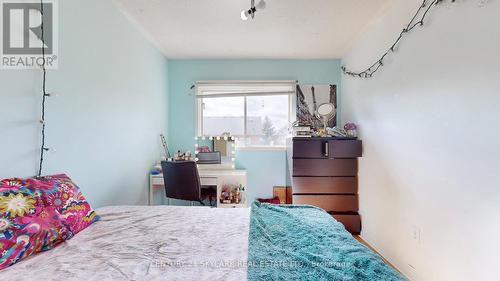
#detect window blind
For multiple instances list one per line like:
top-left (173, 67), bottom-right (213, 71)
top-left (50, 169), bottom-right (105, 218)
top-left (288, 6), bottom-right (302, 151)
top-left (196, 81), bottom-right (296, 98)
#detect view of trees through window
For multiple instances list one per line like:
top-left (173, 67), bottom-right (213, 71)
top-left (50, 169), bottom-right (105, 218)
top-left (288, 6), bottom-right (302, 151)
top-left (201, 95), bottom-right (289, 147)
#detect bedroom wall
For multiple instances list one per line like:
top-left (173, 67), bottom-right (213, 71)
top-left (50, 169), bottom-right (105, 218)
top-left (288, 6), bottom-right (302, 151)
top-left (341, 1), bottom-right (500, 280)
top-left (0, 0), bottom-right (168, 207)
top-left (167, 59), bottom-right (341, 202)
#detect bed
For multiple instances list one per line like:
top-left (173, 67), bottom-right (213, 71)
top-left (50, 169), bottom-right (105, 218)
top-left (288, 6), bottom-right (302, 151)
top-left (0, 203), bottom-right (404, 281)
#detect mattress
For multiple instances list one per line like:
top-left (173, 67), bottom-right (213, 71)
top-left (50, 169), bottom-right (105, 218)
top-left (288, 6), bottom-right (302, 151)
top-left (1, 204), bottom-right (404, 281)
top-left (0, 205), bottom-right (250, 281)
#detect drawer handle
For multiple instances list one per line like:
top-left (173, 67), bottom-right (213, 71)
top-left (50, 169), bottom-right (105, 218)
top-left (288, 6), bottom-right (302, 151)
top-left (324, 142), bottom-right (329, 157)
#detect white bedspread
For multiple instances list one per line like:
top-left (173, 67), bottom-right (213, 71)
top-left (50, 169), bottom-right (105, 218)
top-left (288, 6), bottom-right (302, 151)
top-left (0, 206), bottom-right (250, 281)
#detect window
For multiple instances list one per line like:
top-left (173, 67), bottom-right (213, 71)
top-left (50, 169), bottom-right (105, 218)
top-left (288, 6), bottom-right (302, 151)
top-left (196, 81), bottom-right (295, 148)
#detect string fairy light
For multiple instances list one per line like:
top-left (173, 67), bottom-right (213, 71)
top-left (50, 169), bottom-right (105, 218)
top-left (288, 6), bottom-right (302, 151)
top-left (37, 0), bottom-right (49, 177)
top-left (341, 0), bottom-right (456, 79)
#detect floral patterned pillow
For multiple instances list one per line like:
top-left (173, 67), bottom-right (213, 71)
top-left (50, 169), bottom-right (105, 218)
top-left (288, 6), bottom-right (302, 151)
top-left (36, 174), bottom-right (100, 235)
top-left (0, 178), bottom-right (72, 270)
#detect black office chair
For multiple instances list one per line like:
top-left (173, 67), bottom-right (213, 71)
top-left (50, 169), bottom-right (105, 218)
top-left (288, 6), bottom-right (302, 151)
top-left (161, 161), bottom-right (216, 206)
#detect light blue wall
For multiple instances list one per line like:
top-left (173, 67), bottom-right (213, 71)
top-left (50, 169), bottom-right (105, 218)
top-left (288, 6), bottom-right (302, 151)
top-left (0, 4), bottom-right (341, 207)
top-left (0, 0), bottom-right (168, 207)
top-left (168, 60), bottom-right (342, 202)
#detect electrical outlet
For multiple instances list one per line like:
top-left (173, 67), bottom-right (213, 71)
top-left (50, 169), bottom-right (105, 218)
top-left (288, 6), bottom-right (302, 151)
top-left (410, 226), bottom-right (421, 244)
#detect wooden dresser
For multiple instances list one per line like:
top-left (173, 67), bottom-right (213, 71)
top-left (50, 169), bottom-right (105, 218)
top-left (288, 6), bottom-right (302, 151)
top-left (287, 138), bottom-right (363, 234)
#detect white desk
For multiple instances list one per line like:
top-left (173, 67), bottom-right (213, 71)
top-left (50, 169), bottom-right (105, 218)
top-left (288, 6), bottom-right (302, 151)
top-left (149, 168), bottom-right (247, 208)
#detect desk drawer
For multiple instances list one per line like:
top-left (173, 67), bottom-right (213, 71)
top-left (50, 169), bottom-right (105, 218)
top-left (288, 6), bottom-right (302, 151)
top-left (293, 195), bottom-right (358, 212)
top-left (154, 176), bottom-right (218, 186)
top-left (200, 177), bottom-right (217, 186)
top-left (293, 159), bottom-right (358, 177)
top-left (151, 176), bottom-right (164, 186)
top-left (292, 177), bottom-right (357, 194)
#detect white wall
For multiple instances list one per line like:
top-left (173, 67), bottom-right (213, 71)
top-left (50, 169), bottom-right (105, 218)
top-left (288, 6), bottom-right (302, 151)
top-left (341, 1), bottom-right (500, 280)
top-left (0, 0), bottom-right (168, 207)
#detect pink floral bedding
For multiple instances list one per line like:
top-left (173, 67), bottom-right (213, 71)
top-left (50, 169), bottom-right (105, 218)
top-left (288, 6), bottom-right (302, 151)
top-left (37, 174), bottom-right (99, 235)
top-left (0, 175), bottom-right (99, 270)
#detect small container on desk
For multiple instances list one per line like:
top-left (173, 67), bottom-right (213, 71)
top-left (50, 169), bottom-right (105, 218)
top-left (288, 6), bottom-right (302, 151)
top-left (217, 183), bottom-right (247, 208)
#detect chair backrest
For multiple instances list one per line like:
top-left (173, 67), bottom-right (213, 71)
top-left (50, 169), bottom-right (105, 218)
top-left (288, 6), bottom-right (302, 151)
top-left (161, 161), bottom-right (201, 202)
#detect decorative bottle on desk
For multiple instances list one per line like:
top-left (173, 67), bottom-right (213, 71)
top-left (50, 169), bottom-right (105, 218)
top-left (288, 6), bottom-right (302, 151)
top-left (235, 188), bottom-right (240, 204)
top-left (239, 185), bottom-right (246, 205)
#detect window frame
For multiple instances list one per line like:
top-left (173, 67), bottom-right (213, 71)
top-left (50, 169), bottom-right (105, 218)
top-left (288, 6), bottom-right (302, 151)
top-left (195, 81), bottom-right (296, 150)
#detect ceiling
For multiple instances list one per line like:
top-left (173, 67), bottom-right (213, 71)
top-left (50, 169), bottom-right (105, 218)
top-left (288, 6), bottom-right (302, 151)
top-left (113, 0), bottom-right (394, 59)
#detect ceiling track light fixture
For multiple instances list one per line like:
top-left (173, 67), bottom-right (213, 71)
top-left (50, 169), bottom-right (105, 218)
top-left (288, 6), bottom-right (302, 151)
top-left (241, 0), bottom-right (266, 21)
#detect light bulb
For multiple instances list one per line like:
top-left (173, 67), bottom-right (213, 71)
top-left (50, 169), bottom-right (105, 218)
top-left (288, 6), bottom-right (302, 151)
top-left (241, 10), bottom-right (249, 21)
top-left (43, 147), bottom-right (56, 154)
top-left (255, 0), bottom-right (266, 10)
top-left (478, 0), bottom-right (489, 7)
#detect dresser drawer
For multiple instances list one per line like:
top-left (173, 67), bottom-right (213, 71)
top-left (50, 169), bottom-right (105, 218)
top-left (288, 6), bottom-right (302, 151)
top-left (293, 195), bottom-right (358, 212)
top-left (331, 212), bottom-right (361, 234)
top-left (292, 139), bottom-right (328, 158)
top-left (329, 140), bottom-right (362, 158)
top-left (293, 159), bottom-right (358, 176)
top-left (292, 177), bottom-right (357, 194)
top-left (291, 139), bottom-right (362, 159)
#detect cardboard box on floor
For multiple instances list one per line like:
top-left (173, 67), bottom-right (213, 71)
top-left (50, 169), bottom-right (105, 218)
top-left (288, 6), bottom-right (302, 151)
top-left (273, 186), bottom-right (292, 204)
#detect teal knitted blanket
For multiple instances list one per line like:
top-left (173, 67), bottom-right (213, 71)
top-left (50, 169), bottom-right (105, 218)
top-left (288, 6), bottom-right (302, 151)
top-left (247, 202), bottom-right (405, 281)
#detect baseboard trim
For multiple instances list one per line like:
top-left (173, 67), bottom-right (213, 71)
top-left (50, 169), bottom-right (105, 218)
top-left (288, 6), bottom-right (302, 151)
top-left (354, 236), bottom-right (408, 279)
